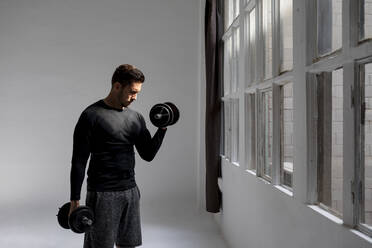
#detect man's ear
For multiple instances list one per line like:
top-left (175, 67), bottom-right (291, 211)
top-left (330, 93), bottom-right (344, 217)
top-left (113, 82), bottom-right (122, 90)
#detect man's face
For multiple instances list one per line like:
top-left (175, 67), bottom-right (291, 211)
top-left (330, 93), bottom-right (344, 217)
top-left (118, 81), bottom-right (142, 107)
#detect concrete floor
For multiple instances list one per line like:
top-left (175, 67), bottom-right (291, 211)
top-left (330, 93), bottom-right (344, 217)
top-left (0, 201), bottom-right (228, 248)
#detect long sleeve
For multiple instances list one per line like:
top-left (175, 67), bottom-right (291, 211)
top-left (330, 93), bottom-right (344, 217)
top-left (135, 115), bottom-right (167, 162)
top-left (70, 111), bottom-right (92, 200)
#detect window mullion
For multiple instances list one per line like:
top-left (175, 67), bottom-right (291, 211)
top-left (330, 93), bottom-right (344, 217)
top-left (272, 83), bottom-right (281, 184)
top-left (343, 0), bottom-right (358, 50)
top-left (343, 62), bottom-right (357, 227)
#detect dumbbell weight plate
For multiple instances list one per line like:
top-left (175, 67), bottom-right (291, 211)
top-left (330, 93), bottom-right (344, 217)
top-left (164, 102), bottom-right (179, 126)
top-left (69, 206), bottom-right (95, 233)
top-left (57, 202), bottom-right (71, 229)
top-left (149, 103), bottom-right (172, 128)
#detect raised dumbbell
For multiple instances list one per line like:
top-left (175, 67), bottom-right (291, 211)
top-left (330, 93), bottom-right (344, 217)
top-left (149, 102), bottom-right (180, 128)
top-left (57, 202), bottom-right (95, 233)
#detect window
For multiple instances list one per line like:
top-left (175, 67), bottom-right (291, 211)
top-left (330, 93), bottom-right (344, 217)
top-left (225, 0), bottom-right (240, 30)
top-left (316, 0), bottom-right (342, 56)
top-left (245, 93), bottom-right (256, 171)
top-left (224, 36), bottom-right (232, 96)
top-left (260, 89), bottom-right (273, 181)
top-left (263, 0), bottom-right (273, 79)
top-left (224, 99), bottom-right (232, 160)
top-left (312, 68), bottom-right (344, 217)
top-left (356, 60), bottom-right (372, 235)
top-left (280, 82), bottom-right (294, 188)
top-left (231, 98), bottom-right (240, 164)
top-left (221, 0), bottom-right (372, 240)
top-left (222, 4), bottom-right (240, 164)
top-left (245, 7), bottom-right (257, 85)
top-left (359, 0), bottom-right (372, 41)
top-left (232, 28), bottom-right (240, 93)
top-left (362, 62), bottom-right (372, 228)
top-left (279, 0), bottom-right (293, 72)
top-left (225, 0), bottom-right (233, 30)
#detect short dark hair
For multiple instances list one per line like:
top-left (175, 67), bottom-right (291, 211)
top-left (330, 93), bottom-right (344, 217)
top-left (111, 64), bottom-right (145, 87)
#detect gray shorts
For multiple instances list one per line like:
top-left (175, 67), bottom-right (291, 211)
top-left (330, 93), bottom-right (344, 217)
top-left (83, 186), bottom-right (142, 248)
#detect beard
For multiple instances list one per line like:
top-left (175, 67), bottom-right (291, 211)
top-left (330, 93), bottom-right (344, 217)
top-left (118, 89), bottom-right (130, 108)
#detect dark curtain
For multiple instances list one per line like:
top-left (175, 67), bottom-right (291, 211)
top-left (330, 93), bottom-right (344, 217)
top-left (204, 0), bottom-right (223, 213)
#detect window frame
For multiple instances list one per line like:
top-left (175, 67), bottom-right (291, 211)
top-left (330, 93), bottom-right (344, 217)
top-left (279, 81), bottom-right (295, 190)
top-left (257, 86), bottom-right (274, 182)
top-left (305, 0), bottom-right (372, 237)
top-left (355, 56), bottom-right (372, 237)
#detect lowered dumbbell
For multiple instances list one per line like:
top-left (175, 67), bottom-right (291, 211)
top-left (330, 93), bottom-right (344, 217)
top-left (149, 102), bottom-right (180, 128)
top-left (57, 202), bottom-right (95, 233)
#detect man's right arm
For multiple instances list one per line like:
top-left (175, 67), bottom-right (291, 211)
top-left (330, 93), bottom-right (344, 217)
top-left (70, 111), bottom-right (92, 202)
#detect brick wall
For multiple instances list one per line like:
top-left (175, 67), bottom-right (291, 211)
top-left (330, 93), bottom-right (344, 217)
top-left (332, 0), bottom-right (342, 50)
top-left (331, 69), bottom-right (343, 215)
top-left (282, 82), bottom-right (294, 187)
top-left (364, 0), bottom-right (372, 39)
top-left (364, 63), bottom-right (372, 225)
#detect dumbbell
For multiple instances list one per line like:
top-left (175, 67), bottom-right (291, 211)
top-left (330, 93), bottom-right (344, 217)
top-left (149, 102), bottom-right (180, 128)
top-left (57, 202), bottom-right (95, 233)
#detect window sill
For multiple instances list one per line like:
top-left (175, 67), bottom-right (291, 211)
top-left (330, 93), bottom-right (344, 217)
top-left (245, 169), bottom-right (257, 176)
top-left (232, 162), bottom-right (240, 167)
top-left (274, 185), bottom-right (293, 197)
top-left (308, 205), bottom-right (343, 225)
top-left (350, 229), bottom-right (372, 244)
top-left (257, 176), bottom-right (271, 185)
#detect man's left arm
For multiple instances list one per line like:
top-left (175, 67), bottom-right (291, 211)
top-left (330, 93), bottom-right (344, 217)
top-left (134, 114), bottom-right (167, 162)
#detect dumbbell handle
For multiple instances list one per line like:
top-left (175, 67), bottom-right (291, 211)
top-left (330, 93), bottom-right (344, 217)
top-left (154, 113), bottom-right (169, 119)
top-left (82, 217), bottom-right (93, 226)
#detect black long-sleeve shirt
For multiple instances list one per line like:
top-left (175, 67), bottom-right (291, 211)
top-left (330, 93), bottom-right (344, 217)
top-left (70, 99), bottom-right (167, 200)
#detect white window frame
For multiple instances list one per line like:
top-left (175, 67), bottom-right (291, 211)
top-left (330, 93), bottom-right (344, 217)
top-left (245, 91), bottom-right (257, 172)
top-left (222, 13), bottom-right (241, 165)
top-left (221, 0), bottom-right (372, 241)
top-left (257, 86), bottom-right (274, 182)
top-left (355, 56), bottom-right (372, 236)
top-left (305, 0), bottom-right (372, 237)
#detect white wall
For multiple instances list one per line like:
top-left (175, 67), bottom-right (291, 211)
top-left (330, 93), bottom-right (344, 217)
top-left (0, 0), bottom-right (201, 211)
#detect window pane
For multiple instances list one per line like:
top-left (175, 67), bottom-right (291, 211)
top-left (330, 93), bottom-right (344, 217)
top-left (224, 36), bottom-right (232, 95)
top-left (224, 100), bottom-right (232, 160)
top-left (263, 90), bottom-right (273, 179)
top-left (245, 93), bottom-right (256, 171)
top-left (231, 99), bottom-right (240, 163)
top-left (232, 28), bottom-right (240, 93)
top-left (360, 0), bottom-right (372, 41)
top-left (263, 0), bottom-right (273, 79)
top-left (331, 69), bottom-right (343, 216)
top-left (225, 0), bottom-right (234, 30)
top-left (281, 82), bottom-right (294, 188)
top-left (234, 0), bottom-right (240, 19)
top-left (317, 0), bottom-right (342, 56)
top-left (280, 0), bottom-right (293, 72)
top-left (317, 68), bottom-right (344, 217)
top-left (362, 62), bottom-right (372, 228)
top-left (248, 8), bottom-right (256, 85)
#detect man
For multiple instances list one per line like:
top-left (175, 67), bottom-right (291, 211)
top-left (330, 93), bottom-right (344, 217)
top-left (69, 64), bottom-right (167, 248)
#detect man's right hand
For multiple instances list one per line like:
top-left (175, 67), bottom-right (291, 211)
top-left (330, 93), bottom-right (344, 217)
top-left (69, 200), bottom-right (80, 218)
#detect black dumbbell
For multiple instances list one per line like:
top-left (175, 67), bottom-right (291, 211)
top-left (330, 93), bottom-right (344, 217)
top-left (149, 102), bottom-right (180, 128)
top-left (57, 202), bottom-right (95, 233)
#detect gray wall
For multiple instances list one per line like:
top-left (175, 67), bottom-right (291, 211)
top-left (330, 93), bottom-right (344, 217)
top-left (0, 0), bottom-right (201, 210)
